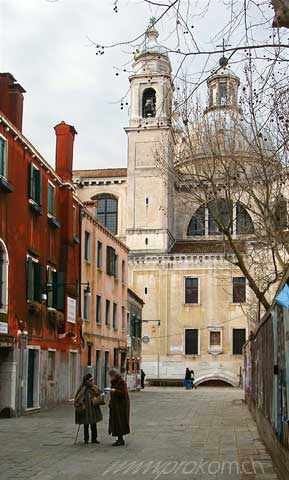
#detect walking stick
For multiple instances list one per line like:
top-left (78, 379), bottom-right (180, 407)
top-left (74, 424), bottom-right (80, 445)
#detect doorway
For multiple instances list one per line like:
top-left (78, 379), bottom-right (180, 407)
top-left (27, 348), bottom-right (39, 409)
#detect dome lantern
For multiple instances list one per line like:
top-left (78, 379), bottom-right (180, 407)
top-left (205, 63), bottom-right (240, 114)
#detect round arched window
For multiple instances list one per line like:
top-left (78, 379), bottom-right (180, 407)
top-left (142, 88), bottom-right (156, 118)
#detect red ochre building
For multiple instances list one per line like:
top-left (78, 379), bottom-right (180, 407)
top-left (0, 73), bottom-right (82, 416)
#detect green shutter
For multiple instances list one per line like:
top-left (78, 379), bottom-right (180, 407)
top-left (34, 263), bottom-right (42, 302)
top-left (48, 184), bottom-right (55, 216)
top-left (28, 162), bottom-right (34, 199)
top-left (0, 138), bottom-right (5, 177)
top-left (26, 257), bottom-right (34, 301)
top-left (35, 169), bottom-right (42, 206)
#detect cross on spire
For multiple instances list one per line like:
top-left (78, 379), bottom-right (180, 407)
top-left (216, 39), bottom-right (231, 67)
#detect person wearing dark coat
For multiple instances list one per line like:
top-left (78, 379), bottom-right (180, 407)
top-left (108, 369), bottom-right (130, 446)
top-left (141, 369), bottom-right (146, 389)
top-left (74, 373), bottom-right (103, 444)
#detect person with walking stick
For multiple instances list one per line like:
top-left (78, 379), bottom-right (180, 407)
top-left (74, 373), bottom-right (104, 444)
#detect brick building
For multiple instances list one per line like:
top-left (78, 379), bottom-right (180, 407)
top-left (0, 72), bottom-right (82, 416)
top-left (80, 208), bottom-right (129, 388)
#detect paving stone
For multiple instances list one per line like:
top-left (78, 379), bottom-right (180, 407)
top-left (0, 387), bottom-right (283, 479)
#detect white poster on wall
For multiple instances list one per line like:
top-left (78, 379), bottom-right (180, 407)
top-left (67, 297), bottom-right (77, 324)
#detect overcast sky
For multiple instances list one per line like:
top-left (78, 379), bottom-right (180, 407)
top-left (1, 1), bottom-right (271, 170)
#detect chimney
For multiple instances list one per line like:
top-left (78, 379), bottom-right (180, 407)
top-left (54, 121), bottom-right (77, 182)
top-left (0, 73), bottom-right (25, 132)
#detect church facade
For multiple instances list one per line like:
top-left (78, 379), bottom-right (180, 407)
top-left (74, 26), bottom-right (251, 386)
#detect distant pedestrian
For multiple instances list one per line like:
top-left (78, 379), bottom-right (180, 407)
top-left (108, 369), bottom-right (130, 446)
top-left (74, 373), bottom-right (103, 444)
top-left (184, 368), bottom-right (197, 389)
top-left (141, 369), bottom-right (146, 389)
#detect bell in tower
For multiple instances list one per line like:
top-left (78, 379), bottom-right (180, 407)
top-left (142, 88), bottom-right (156, 118)
top-left (128, 21), bottom-right (173, 128)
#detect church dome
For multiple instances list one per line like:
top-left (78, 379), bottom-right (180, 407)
top-left (135, 25), bottom-right (168, 59)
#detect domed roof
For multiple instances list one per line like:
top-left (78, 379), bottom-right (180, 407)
top-left (207, 65), bottom-right (240, 85)
top-left (135, 25), bottom-right (168, 59)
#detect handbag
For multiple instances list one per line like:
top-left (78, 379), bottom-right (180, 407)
top-left (92, 393), bottom-right (106, 407)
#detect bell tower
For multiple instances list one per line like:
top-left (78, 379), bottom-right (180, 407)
top-left (125, 23), bottom-right (174, 253)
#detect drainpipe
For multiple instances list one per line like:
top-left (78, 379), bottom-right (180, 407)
top-left (17, 331), bottom-right (27, 416)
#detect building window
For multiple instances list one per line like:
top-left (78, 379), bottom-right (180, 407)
top-left (113, 303), bottom-right (117, 329)
top-left (187, 201), bottom-right (254, 237)
top-left (187, 206), bottom-right (205, 236)
top-left (96, 195), bottom-right (118, 235)
top-left (87, 344), bottom-right (92, 366)
top-left (96, 295), bottom-right (102, 324)
top-left (142, 88), bottom-right (156, 118)
top-left (208, 328), bottom-right (222, 353)
top-left (122, 260), bottom-right (125, 284)
top-left (72, 205), bottom-right (77, 237)
top-left (84, 231), bottom-right (91, 262)
top-left (145, 197), bottom-right (149, 206)
top-left (233, 329), bottom-right (246, 355)
top-left (29, 162), bottom-right (42, 205)
top-left (0, 136), bottom-right (7, 179)
top-left (273, 197), bottom-right (288, 230)
top-left (47, 350), bottom-right (56, 381)
top-left (144, 287), bottom-right (148, 295)
top-left (47, 182), bottom-right (55, 217)
top-left (83, 290), bottom-right (90, 320)
top-left (0, 240), bottom-right (8, 312)
top-left (26, 256), bottom-right (42, 303)
top-left (233, 277), bottom-right (246, 304)
top-left (97, 241), bottom-right (103, 269)
top-left (46, 266), bottom-right (55, 308)
top-left (122, 307), bottom-right (126, 332)
top-left (114, 254), bottom-right (118, 279)
top-left (185, 329), bottom-right (199, 355)
top-left (107, 246), bottom-right (117, 276)
top-left (185, 277), bottom-right (199, 304)
top-left (105, 300), bottom-right (110, 326)
top-left (145, 238), bottom-right (148, 246)
top-left (113, 348), bottom-right (119, 368)
top-left (127, 312), bottom-right (131, 335)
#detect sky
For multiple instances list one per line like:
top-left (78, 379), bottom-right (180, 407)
top-left (0, 0), bottom-right (274, 170)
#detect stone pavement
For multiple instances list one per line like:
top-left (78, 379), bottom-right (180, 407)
top-left (0, 387), bottom-right (281, 480)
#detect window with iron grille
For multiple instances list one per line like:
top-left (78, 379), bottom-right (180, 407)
top-left (233, 277), bottom-right (246, 303)
top-left (97, 195), bottom-right (118, 235)
top-left (185, 277), bottom-right (199, 304)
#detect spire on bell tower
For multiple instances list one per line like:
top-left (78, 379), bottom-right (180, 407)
top-left (128, 21), bottom-right (173, 128)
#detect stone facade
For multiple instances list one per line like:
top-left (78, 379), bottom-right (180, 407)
top-left (74, 26), bottom-right (251, 387)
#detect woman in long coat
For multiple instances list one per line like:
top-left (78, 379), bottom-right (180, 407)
top-left (108, 369), bottom-right (130, 446)
top-left (74, 373), bottom-right (103, 444)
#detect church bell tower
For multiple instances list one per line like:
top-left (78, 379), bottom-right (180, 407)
top-left (125, 23), bottom-right (174, 253)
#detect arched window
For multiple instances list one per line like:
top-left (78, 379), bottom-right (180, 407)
top-left (142, 88), bottom-right (156, 118)
top-left (208, 199), bottom-right (231, 235)
top-left (0, 240), bottom-right (8, 312)
top-left (96, 195), bottom-right (118, 235)
top-left (187, 206), bottom-right (205, 236)
top-left (187, 201), bottom-right (254, 237)
top-left (236, 203), bottom-right (254, 234)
